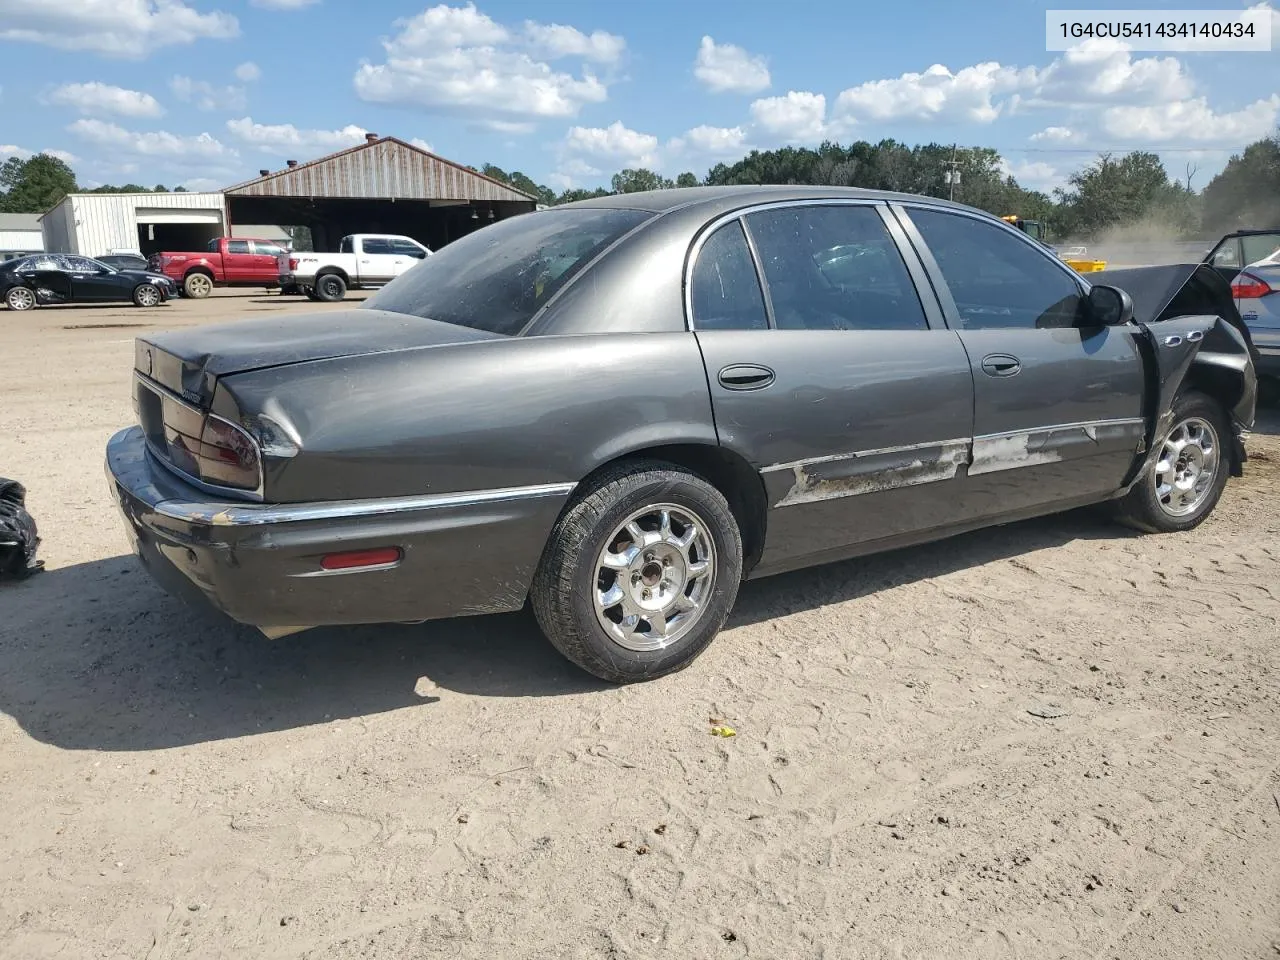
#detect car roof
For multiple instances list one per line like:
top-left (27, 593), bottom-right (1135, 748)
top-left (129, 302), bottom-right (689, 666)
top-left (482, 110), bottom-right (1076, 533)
top-left (1219, 228), bottom-right (1280, 238)
top-left (557, 184), bottom-right (985, 217)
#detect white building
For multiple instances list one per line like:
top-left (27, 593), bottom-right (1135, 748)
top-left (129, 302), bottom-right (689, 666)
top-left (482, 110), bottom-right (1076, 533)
top-left (40, 192), bottom-right (229, 258)
top-left (0, 213), bottom-right (44, 260)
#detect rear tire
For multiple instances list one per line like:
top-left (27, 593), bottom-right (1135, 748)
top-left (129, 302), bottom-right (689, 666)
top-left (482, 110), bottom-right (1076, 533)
top-left (530, 460), bottom-right (743, 684)
top-left (183, 272), bottom-right (213, 299)
top-left (314, 273), bottom-right (347, 302)
top-left (1113, 391), bottom-right (1230, 533)
top-left (5, 286), bottom-right (36, 311)
top-left (132, 283), bottom-right (161, 307)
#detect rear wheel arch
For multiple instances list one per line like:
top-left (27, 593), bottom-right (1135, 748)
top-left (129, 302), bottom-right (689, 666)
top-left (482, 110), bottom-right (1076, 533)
top-left (567, 443), bottom-right (767, 576)
top-left (315, 266), bottom-right (350, 284)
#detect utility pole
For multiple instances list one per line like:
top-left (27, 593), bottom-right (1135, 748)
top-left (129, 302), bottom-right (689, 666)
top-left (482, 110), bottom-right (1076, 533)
top-left (943, 143), bottom-right (962, 201)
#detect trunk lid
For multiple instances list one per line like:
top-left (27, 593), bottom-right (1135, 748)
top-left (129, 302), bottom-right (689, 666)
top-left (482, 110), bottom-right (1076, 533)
top-left (135, 307), bottom-right (503, 406)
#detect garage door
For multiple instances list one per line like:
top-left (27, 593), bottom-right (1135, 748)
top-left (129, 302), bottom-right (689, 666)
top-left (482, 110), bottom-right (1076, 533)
top-left (134, 207), bottom-right (224, 225)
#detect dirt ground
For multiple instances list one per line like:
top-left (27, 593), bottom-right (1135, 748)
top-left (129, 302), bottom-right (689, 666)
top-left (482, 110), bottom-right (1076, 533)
top-left (1, 290), bottom-right (1278, 960)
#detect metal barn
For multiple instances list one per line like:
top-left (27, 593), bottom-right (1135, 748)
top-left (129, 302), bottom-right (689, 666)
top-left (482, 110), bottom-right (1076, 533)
top-left (223, 135), bottom-right (538, 252)
top-left (40, 192), bottom-right (229, 257)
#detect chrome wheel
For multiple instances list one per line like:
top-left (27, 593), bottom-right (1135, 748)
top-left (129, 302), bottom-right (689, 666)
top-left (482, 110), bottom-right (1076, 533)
top-left (1152, 416), bottom-right (1219, 517)
top-left (6, 287), bottom-right (35, 311)
top-left (593, 503), bottom-right (716, 652)
top-left (135, 284), bottom-right (159, 306)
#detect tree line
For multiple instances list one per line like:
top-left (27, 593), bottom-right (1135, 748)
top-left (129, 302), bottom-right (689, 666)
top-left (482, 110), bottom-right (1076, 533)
top-left (4, 132), bottom-right (1276, 242)
top-left (482, 132), bottom-right (1279, 241)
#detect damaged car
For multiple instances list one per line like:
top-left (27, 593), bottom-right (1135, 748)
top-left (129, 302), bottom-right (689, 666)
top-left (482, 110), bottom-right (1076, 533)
top-left (105, 186), bottom-right (1257, 683)
top-left (2, 254), bottom-right (175, 310)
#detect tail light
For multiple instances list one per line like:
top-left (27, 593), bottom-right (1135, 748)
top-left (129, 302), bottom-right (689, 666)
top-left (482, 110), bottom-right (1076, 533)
top-left (195, 415), bottom-right (262, 491)
top-left (1231, 272), bottom-right (1274, 299)
top-left (288, 257), bottom-right (298, 270)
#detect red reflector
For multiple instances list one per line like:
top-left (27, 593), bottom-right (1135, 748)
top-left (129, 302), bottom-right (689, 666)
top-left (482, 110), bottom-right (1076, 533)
top-left (319, 547), bottom-right (402, 571)
top-left (288, 257), bottom-right (299, 270)
top-left (1231, 273), bottom-right (1273, 299)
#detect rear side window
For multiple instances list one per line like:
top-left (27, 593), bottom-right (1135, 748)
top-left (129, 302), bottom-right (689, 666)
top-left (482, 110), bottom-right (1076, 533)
top-left (1241, 233), bottom-right (1280, 265)
top-left (908, 208), bottom-right (1082, 330)
top-left (362, 237), bottom-right (393, 255)
top-left (690, 222), bottom-right (768, 331)
top-left (390, 238), bottom-right (427, 258)
top-left (226, 240), bottom-right (250, 254)
top-left (252, 241), bottom-right (286, 257)
top-left (365, 208), bottom-right (651, 335)
top-left (744, 205), bottom-right (927, 331)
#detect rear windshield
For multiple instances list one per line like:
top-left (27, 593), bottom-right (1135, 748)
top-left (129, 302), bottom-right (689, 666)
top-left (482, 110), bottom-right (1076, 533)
top-left (364, 208), bottom-right (651, 335)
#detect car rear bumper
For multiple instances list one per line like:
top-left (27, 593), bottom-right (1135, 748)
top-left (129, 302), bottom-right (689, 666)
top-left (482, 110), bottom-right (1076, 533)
top-left (105, 426), bottom-right (574, 632)
top-left (1250, 328), bottom-right (1280, 377)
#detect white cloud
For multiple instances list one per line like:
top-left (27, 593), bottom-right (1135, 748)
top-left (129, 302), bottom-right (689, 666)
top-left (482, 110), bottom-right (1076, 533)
top-left (171, 76), bottom-right (246, 112)
top-left (409, 137), bottom-right (434, 152)
top-left (835, 62), bottom-right (1028, 125)
top-left (482, 119), bottom-right (536, 134)
top-left (750, 91), bottom-right (830, 142)
top-left (180, 177), bottom-right (225, 191)
top-left (234, 61), bottom-right (262, 83)
top-left (524, 21), bottom-right (625, 63)
top-left (1029, 125), bottom-right (1080, 143)
top-left (251, 0), bottom-right (320, 7)
top-left (1, 145), bottom-right (32, 160)
top-left (0, 0), bottom-right (238, 59)
top-left (45, 82), bottom-right (163, 118)
top-left (998, 158), bottom-right (1066, 192)
top-left (670, 124), bottom-right (749, 156)
top-left (563, 121), bottom-right (659, 167)
top-left (225, 116), bottom-right (369, 155)
top-left (1247, 1), bottom-right (1280, 33)
top-left (693, 36), bottom-right (770, 94)
top-left (1027, 42), bottom-right (1193, 106)
top-left (42, 148), bottom-right (80, 164)
top-left (1101, 94), bottom-right (1280, 142)
top-left (68, 119), bottom-right (236, 161)
top-left (547, 157), bottom-right (604, 190)
top-left (353, 3), bottom-right (614, 125)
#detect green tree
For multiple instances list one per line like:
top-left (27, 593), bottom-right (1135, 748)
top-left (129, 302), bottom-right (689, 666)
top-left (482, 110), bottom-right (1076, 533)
top-left (611, 168), bottom-right (673, 193)
top-left (0, 153), bottom-right (78, 212)
top-left (675, 171), bottom-right (699, 188)
top-left (1200, 136), bottom-right (1280, 234)
top-left (1053, 151), bottom-right (1197, 239)
top-left (554, 187), bottom-right (611, 204)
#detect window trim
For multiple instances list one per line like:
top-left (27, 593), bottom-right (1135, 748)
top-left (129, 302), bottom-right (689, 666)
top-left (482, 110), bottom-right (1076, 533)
top-left (689, 219), bottom-right (773, 331)
top-left (889, 202), bottom-right (1090, 333)
top-left (683, 199), bottom-right (942, 333)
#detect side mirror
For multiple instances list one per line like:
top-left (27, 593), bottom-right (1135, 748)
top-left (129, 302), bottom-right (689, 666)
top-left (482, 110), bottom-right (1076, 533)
top-left (1086, 284), bottom-right (1133, 326)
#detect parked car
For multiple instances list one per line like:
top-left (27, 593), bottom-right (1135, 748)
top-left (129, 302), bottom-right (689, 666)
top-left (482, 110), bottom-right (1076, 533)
top-left (149, 237), bottom-right (289, 299)
top-left (106, 186), bottom-right (1257, 683)
top-left (280, 233), bottom-right (430, 302)
top-left (2, 254), bottom-right (175, 310)
top-left (98, 254), bottom-right (151, 271)
top-left (1204, 228), bottom-right (1280, 381)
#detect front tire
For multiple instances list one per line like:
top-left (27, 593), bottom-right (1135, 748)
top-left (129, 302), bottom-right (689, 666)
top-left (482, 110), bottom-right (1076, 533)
top-left (5, 286), bottom-right (36, 311)
top-left (132, 283), bottom-right (161, 307)
top-left (531, 461), bottom-right (743, 683)
top-left (1114, 391), bottom-right (1230, 533)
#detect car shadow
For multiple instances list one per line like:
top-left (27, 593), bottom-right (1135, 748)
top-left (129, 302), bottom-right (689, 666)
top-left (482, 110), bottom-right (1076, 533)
top-left (0, 507), bottom-right (1132, 753)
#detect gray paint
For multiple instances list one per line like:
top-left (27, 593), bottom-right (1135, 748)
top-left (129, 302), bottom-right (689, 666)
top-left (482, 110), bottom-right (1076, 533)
top-left (107, 185), bottom-right (1259, 636)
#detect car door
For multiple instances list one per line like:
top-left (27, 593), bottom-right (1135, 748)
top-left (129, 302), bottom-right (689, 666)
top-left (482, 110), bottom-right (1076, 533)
top-left (389, 238), bottom-right (429, 278)
top-left (356, 236), bottom-right (398, 284)
top-left (66, 256), bottom-right (127, 301)
top-left (23, 255), bottom-right (72, 303)
top-left (222, 239), bottom-right (255, 282)
top-left (250, 241), bottom-right (287, 283)
top-left (691, 202), bottom-right (976, 574)
top-left (896, 205), bottom-right (1146, 517)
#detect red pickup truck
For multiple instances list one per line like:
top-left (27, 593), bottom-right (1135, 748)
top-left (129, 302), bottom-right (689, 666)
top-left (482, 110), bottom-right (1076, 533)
top-left (149, 237), bottom-right (290, 299)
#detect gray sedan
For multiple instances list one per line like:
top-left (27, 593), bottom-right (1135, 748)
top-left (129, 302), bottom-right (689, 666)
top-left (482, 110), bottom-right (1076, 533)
top-left (106, 186), bottom-right (1257, 682)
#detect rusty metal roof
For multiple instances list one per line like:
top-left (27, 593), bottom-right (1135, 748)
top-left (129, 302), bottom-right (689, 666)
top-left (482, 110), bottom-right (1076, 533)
top-left (223, 136), bottom-right (536, 202)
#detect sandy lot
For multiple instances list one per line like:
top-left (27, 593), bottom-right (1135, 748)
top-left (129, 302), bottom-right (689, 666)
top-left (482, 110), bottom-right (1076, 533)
top-left (1, 290), bottom-right (1278, 960)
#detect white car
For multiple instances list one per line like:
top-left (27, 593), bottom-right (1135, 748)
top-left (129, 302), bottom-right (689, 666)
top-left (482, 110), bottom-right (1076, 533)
top-left (280, 233), bottom-right (431, 302)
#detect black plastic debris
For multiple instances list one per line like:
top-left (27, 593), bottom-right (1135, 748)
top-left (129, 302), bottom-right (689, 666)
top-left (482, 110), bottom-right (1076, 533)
top-left (0, 478), bottom-right (43, 580)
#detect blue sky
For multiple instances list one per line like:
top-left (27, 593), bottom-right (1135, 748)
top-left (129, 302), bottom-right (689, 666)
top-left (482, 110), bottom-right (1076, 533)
top-left (1, 0), bottom-right (1277, 195)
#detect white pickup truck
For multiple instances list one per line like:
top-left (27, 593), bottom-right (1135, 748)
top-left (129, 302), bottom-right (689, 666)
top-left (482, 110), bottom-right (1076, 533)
top-left (278, 233), bottom-right (431, 301)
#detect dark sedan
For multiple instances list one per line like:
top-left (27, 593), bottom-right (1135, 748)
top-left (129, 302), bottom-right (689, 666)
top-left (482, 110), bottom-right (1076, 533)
top-left (2, 254), bottom-right (175, 311)
top-left (106, 186), bottom-right (1257, 683)
top-left (98, 253), bottom-right (152, 272)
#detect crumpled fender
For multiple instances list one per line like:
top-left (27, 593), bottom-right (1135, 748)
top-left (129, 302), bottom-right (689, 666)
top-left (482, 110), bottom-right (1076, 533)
top-left (1123, 314), bottom-right (1257, 488)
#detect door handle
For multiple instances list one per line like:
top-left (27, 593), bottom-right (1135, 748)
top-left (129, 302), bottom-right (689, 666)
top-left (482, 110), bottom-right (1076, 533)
top-left (717, 364), bottom-right (775, 390)
top-left (980, 354), bottom-right (1021, 377)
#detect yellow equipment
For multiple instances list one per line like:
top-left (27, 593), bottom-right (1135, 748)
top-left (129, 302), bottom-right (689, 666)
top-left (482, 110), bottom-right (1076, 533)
top-left (1001, 215), bottom-right (1106, 273)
